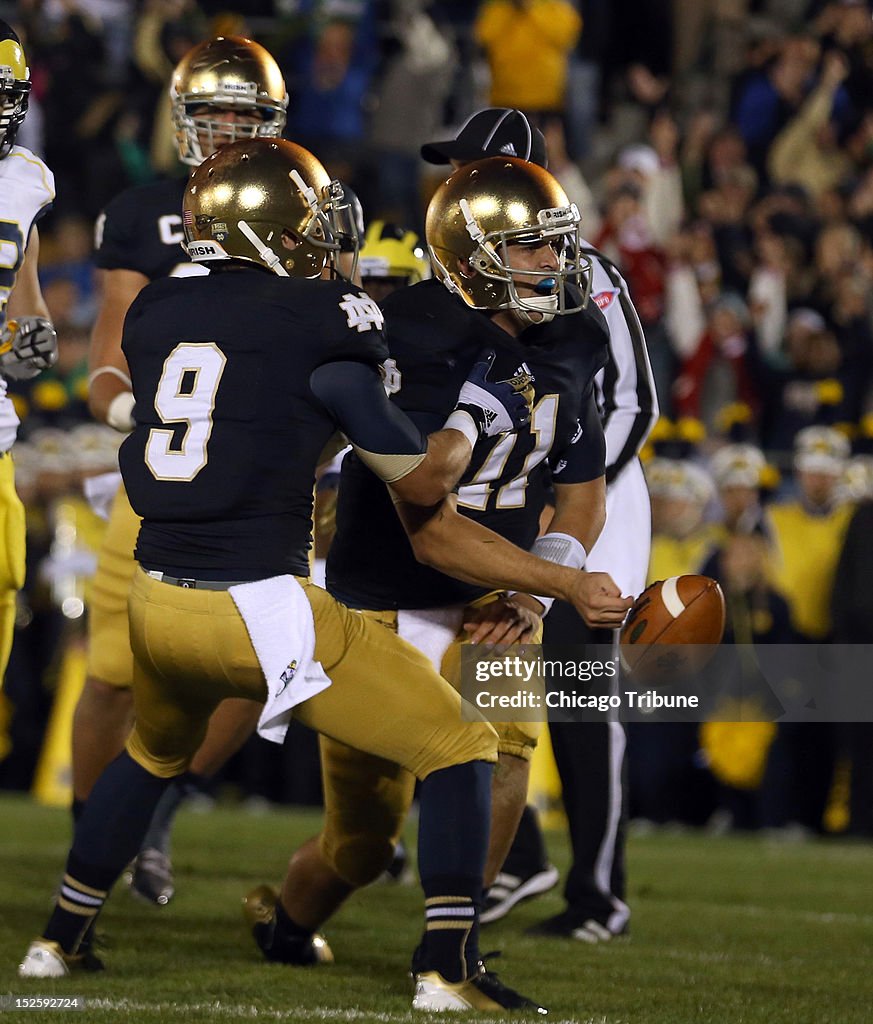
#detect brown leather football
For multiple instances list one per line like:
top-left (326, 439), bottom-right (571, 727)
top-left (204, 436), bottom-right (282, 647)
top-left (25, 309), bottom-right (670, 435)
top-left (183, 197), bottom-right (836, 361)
top-left (619, 575), bottom-right (726, 682)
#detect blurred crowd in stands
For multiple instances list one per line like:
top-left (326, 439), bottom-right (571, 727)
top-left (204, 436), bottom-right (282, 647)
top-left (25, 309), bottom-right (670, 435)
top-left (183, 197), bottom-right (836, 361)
top-left (1, 0), bottom-right (872, 838)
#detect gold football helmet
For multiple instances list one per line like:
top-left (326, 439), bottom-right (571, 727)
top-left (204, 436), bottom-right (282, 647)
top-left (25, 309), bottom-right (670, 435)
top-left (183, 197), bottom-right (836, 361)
top-left (170, 35), bottom-right (288, 167)
top-left (426, 157), bottom-right (591, 324)
top-left (0, 21), bottom-right (30, 159)
top-left (183, 138), bottom-right (346, 278)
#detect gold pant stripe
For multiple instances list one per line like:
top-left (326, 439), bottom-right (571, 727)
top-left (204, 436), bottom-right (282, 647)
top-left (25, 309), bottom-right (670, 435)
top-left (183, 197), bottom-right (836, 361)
top-left (62, 875), bottom-right (107, 899)
top-left (426, 920), bottom-right (475, 931)
top-left (56, 897), bottom-right (98, 917)
top-left (425, 896), bottom-right (473, 906)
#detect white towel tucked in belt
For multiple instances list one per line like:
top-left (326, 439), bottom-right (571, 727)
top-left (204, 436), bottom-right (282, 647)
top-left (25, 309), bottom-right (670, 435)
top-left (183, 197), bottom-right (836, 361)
top-left (397, 606), bottom-right (464, 673)
top-left (83, 470), bottom-right (122, 521)
top-left (230, 575), bottom-right (332, 744)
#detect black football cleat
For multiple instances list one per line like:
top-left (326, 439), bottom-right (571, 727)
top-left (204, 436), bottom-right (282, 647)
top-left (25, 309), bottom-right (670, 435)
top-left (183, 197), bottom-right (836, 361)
top-left (526, 907), bottom-right (630, 943)
top-left (481, 864), bottom-right (560, 925)
top-left (242, 884), bottom-right (333, 966)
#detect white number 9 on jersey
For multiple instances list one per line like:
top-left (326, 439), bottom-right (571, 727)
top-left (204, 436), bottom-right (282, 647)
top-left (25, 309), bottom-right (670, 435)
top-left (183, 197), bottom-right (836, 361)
top-left (145, 342), bottom-right (226, 481)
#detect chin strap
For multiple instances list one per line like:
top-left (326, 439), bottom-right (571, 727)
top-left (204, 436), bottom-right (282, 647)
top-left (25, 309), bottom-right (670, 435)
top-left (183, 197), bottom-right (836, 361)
top-left (515, 294), bottom-right (559, 325)
top-left (237, 221), bottom-right (289, 276)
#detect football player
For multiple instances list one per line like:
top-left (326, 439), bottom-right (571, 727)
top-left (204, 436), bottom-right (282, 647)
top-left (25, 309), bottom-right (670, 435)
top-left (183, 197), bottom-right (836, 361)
top-left (246, 156), bottom-right (633, 1002)
top-left (0, 21), bottom-right (58, 683)
top-left (358, 220), bottom-right (430, 304)
top-left (74, 35), bottom-right (288, 905)
top-left (423, 109), bottom-right (658, 942)
top-left (19, 139), bottom-right (619, 1012)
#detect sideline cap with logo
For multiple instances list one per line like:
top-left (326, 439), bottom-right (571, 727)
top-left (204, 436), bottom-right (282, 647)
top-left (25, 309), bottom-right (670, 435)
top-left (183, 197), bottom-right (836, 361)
top-left (710, 444), bottom-right (766, 489)
top-left (794, 425), bottom-right (850, 475)
top-left (421, 108), bottom-right (547, 168)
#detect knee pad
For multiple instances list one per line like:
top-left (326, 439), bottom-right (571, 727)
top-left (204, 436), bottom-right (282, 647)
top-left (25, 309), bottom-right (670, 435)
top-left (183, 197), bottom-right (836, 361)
top-left (321, 831), bottom-right (397, 889)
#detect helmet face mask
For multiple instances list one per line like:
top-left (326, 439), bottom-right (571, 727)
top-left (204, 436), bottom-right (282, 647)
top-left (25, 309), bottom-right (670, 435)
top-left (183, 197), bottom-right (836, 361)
top-left (170, 36), bottom-right (288, 167)
top-left (0, 23), bottom-right (31, 159)
top-left (183, 139), bottom-right (345, 279)
top-left (427, 158), bottom-right (591, 326)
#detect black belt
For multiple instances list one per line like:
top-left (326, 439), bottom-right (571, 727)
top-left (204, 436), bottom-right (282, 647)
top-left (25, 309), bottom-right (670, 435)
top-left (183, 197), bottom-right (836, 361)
top-left (144, 569), bottom-right (251, 591)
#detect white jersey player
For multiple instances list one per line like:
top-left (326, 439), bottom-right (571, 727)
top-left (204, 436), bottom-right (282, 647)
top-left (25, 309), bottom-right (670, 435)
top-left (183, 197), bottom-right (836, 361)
top-left (1, 21), bottom-right (58, 682)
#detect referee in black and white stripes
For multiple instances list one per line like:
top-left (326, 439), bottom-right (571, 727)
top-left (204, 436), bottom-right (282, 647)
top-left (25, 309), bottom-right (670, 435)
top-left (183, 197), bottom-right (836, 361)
top-left (524, 250), bottom-right (658, 941)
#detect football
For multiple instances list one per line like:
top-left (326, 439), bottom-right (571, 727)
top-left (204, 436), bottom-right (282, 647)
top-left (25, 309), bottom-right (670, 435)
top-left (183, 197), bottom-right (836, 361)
top-left (619, 575), bottom-right (726, 682)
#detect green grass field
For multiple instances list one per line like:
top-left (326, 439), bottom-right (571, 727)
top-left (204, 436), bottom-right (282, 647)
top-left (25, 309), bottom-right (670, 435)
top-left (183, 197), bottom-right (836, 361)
top-left (1, 793), bottom-right (871, 1024)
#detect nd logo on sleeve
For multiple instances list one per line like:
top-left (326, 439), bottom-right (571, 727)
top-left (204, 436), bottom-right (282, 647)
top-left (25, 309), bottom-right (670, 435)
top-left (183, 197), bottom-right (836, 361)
top-left (339, 292), bottom-right (384, 333)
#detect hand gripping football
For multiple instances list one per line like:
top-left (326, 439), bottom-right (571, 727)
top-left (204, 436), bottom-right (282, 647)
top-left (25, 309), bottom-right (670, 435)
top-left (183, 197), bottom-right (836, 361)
top-left (619, 575), bottom-right (726, 683)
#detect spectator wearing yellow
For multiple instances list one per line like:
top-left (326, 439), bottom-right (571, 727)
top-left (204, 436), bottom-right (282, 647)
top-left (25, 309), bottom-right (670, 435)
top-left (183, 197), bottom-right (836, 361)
top-left (646, 457), bottom-right (718, 584)
top-left (709, 442), bottom-right (770, 538)
top-left (768, 426), bottom-right (853, 640)
top-left (474, 0), bottom-right (582, 116)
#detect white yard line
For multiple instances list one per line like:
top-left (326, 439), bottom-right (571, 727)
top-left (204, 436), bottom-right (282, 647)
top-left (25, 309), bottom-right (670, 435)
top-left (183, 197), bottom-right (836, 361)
top-left (74, 999), bottom-right (593, 1024)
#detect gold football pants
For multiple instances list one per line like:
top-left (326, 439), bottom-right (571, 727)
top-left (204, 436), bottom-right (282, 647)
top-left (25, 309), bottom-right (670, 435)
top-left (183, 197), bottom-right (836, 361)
top-left (318, 600), bottom-right (543, 887)
top-left (86, 485), bottom-right (140, 687)
top-left (125, 570), bottom-right (497, 787)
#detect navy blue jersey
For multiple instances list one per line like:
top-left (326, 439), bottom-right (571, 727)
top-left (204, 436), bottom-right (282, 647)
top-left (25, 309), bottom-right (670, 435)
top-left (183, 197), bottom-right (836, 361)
top-left (328, 279), bottom-right (609, 609)
top-left (120, 268), bottom-right (391, 578)
top-left (94, 177), bottom-right (199, 280)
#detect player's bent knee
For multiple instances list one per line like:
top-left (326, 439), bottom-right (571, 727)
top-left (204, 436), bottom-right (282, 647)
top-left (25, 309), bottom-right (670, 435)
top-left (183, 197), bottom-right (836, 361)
top-left (80, 675), bottom-right (135, 712)
top-left (321, 832), bottom-right (396, 888)
top-left (414, 719), bottom-right (498, 779)
top-left (126, 728), bottom-right (194, 780)
top-left (496, 720), bottom-right (541, 762)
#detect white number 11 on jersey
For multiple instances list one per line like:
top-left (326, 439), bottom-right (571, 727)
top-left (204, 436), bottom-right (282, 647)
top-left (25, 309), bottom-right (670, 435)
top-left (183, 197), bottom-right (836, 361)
top-left (145, 342), bottom-right (226, 481)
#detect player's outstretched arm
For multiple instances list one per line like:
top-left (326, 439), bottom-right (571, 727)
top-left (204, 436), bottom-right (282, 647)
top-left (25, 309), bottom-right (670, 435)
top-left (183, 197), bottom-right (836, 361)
top-left (505, 477), bottom-right (612, 620)
top-left (465, 477), bottom-right (612, 641)
top-left (309, 354), bottom-right (531, 507)
top-left (87, 267), bottom-right (148, 432)
top-left (396, 496), bottom-right (632, 628)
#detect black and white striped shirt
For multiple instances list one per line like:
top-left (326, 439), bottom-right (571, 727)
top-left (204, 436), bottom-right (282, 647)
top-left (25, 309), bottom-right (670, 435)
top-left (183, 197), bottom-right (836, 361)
top-left (582, 244), bottom-right (659, 484)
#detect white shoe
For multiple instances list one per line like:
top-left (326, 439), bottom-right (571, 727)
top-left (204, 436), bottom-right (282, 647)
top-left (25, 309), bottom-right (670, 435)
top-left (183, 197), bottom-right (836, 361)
top-left (19, 940), bottom-right (70, 978)
top-left (571, 919), bottom-right (614, 943)
top-left (481, 864), bottom-right (560, 925)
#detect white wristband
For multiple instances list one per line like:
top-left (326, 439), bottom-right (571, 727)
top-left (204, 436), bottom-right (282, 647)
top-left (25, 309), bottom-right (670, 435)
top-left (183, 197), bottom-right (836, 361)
top-left (443, 409), bottom-right (478, 450)
top-left (516, 532), bottom-right (588, 617)
top-left (106, 390), bottom-right (136, 433)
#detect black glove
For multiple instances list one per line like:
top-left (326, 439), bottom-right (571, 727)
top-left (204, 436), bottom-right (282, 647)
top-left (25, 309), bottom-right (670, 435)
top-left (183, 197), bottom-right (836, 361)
top-left (451, 349), bottom-right (534, 439)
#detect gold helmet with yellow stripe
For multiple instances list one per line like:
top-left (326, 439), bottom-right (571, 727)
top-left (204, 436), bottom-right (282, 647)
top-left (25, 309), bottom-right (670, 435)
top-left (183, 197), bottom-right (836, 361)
top-left (0, 21), bottom-right (30, 159)
top-left (359, 221), bottom-right (430, 287)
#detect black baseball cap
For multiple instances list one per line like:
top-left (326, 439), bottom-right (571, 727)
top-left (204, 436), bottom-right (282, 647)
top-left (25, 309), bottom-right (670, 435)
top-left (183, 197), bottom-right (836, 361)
top-left (421, 108), bottom-right (548, 168)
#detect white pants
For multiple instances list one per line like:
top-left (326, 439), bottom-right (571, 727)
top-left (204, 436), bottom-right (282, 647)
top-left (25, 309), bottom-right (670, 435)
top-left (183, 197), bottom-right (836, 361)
top-left (586, 458), bottom-right (651, 598)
